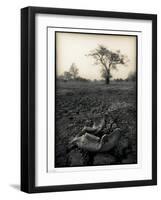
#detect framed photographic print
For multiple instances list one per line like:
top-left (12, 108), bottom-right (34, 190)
top-left (21, 6), bottom-right (157, 193)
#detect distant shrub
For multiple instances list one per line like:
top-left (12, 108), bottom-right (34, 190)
top-left (126, 72), bottom-right (136, 81)
top-left (75, 76), bottom-right (90, 82)
top-left (114, 78), bottom-right (124, 82)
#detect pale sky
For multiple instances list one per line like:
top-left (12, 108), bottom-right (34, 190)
top-left (56, 32), bottom-right (137, 80)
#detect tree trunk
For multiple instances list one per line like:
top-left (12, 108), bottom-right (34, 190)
top-left (105, 76), bottom-right (110, 84)
top-left (103, 65), bottom-right (110, 84)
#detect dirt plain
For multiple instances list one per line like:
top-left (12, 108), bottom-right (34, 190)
top-left (55, 80), bottom-right (137, 168)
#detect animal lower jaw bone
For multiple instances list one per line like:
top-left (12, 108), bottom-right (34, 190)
top-left (70, 118), bottom-right (121, 152)
top-left (81, 118), bottom-right (105, 135)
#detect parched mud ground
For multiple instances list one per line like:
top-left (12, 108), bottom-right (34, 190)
top-left (55, 81), bottom-right (137, 168)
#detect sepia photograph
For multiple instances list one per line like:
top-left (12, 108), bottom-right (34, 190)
top-left (55, 31), bottom-right (137, 168)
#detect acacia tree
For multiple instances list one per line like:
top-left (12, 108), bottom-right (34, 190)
top-left (69, 63), bottom-right (79, 80)
top-left (88, 45), bottom-right (127, 84)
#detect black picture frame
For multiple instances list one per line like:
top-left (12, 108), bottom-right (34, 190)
top-left (21, 6), bottom-right (157, 193)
